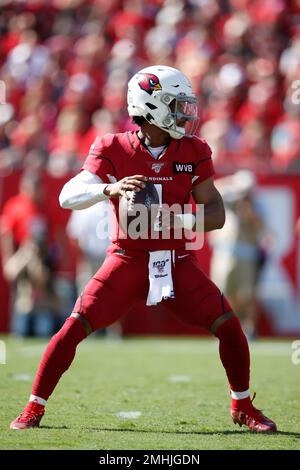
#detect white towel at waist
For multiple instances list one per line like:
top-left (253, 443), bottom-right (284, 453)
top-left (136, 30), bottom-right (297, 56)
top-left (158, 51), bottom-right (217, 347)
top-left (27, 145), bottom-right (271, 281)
top-left (146, 250), bottom-right (175, 306)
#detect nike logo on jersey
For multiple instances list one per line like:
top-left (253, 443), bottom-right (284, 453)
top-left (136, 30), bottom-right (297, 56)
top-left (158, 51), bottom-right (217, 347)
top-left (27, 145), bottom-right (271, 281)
top-left (173, 162), bottom-right (195, 174)
top-left (177, 254), bottom-right (189, 259)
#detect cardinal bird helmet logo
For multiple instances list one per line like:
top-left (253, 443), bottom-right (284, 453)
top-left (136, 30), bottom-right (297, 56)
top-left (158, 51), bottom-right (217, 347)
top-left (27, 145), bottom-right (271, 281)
top-left (137, 73), bottom-right (162, 95)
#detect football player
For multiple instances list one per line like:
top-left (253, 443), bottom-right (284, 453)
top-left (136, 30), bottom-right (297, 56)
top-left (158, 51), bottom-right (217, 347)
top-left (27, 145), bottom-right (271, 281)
top-left (10, 66), bottom-right (276, 432)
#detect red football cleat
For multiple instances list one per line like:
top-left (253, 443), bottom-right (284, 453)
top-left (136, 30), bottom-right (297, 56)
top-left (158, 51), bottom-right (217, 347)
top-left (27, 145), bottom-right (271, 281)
top-left (10, 402), bottom-right (45, 430)
top-left (231, 393), bottom-right (277, 433)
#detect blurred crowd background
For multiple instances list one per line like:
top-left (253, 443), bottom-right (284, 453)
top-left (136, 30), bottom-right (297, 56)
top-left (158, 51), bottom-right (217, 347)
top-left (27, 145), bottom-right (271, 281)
top-left (1, 0), bottom-right (300, 338)
top-left (1, 0), bottom-right (300, 173)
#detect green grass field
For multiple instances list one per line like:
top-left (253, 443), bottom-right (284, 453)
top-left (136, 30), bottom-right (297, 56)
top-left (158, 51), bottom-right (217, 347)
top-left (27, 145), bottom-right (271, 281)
top-left (0, 336), bottom-right (299, 450)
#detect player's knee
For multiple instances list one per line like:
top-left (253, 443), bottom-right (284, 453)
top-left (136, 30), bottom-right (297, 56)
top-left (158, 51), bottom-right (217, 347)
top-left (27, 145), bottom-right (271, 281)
top-left (58, 315), bottom-right (90, 342)
top-left (213, 313), bottom-right (245, 342)
top-left (70, 312), bottom-right (93, 336)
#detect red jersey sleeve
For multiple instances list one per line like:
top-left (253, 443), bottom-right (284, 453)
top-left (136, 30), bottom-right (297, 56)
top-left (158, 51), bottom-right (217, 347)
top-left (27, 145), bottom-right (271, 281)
top-left (1, 199), bottom-right (16, 236)
top-left (82, 135), bottom-right (117, 183)
top-left (192, 138), bottom-right (215, 186)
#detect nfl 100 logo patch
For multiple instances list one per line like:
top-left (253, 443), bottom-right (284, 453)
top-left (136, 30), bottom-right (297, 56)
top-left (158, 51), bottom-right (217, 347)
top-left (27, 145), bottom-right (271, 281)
top-left (146, 162), bottom-right (166, 174)
top-left (153, 259), bottom-right (169, 275)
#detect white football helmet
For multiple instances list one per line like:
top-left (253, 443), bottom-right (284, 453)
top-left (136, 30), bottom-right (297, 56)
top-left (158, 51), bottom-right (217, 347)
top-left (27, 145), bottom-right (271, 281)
top-left (127, 65), bottom-right (200, 139)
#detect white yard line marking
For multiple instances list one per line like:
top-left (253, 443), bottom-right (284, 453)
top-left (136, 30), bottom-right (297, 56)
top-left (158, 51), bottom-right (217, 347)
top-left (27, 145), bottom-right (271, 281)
top-left (117, 411), bottom-right (142, 419)
top-left (12, 373), bottom-right (32, 381)
top-left (168, 375), bottom-right (191, 383)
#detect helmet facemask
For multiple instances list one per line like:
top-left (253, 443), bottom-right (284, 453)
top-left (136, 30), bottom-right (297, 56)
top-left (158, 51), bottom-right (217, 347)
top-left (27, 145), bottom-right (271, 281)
top-left (159, 92), bottom-right (200, 139)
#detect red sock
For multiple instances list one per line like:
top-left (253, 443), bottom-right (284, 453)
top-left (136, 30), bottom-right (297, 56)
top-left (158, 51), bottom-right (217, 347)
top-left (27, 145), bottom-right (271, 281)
top-left (25, 401), bottom-right (45, 414)
top-left (231, 396), bottom-right (252, 412)
top-left (215, 315), bottom-right (250, 393)
top-left (31, 317), bottom-right (87, 401)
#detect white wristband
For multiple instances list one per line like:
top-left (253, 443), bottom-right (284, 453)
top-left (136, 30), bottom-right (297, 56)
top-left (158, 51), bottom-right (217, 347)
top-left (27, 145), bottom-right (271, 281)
top-left (175, 213), bottom-right (196, 230)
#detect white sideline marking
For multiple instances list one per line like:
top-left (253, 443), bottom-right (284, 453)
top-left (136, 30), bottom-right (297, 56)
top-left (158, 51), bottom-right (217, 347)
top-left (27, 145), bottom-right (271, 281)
top-left (117, 411), bottom-right (142, 419)
top-left (168, 375), bottom-right (191, 383)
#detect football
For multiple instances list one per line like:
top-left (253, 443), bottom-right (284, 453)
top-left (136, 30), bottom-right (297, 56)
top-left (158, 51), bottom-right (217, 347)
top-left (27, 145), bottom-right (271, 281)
top-left (118, 181), bottom-right (160, 235)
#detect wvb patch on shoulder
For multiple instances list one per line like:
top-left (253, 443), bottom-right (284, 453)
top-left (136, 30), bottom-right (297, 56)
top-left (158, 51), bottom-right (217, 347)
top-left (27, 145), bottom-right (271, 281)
top-left (173, 162), bottom-right (195, 174)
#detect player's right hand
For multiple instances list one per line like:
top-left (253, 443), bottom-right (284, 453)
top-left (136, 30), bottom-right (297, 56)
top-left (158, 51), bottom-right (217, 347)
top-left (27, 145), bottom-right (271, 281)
top-left (104, 175), bottom-right (148, 199)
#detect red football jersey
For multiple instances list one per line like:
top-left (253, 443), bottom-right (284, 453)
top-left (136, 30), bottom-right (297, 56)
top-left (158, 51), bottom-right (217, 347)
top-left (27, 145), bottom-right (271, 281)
top-left (82, 131), bottom-right (214, 251)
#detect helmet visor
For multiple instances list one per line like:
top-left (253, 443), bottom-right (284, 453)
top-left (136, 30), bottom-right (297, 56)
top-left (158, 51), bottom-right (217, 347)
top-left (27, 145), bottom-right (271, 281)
top-left (164, 94), bottom-right (200, 137)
